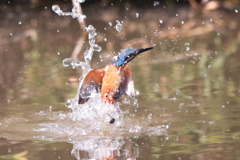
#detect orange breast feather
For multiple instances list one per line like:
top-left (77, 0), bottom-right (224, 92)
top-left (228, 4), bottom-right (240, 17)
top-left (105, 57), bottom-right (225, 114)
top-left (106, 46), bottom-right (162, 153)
top-left (101, 65), bottom-right (124, 103)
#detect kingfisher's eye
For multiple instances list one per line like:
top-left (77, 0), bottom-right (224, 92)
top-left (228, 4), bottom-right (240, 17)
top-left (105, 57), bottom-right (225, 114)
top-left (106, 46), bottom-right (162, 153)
top-left (104, 93), bottom-right (108, 98)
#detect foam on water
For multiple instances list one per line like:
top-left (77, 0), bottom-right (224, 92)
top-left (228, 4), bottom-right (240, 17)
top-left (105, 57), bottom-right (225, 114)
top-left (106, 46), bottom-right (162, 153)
top-left (66, 93), bottom-right (122, 125)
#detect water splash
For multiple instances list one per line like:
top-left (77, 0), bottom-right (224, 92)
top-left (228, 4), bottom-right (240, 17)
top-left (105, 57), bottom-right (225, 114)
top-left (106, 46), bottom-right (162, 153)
top-left (66, 94), bottom-right (121, 124)
top-left (52, 1), bottom-right (101, 68)
top-left (52, 2), bottom-right (104, 119)
top-left (84, 25), bottom-right (102, 63)
top-left (115, 20), bottom-right (123, 32)
top-left (52, 5), bottom-right (86, 22)
top-left (153, 1), bottom-right (160, 6)
top-left (52, 1), bottom-right (150, 132)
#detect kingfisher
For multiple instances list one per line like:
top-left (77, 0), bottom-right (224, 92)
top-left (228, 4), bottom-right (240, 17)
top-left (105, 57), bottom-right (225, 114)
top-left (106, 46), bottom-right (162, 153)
top-left (78, 47), bottom-right (153, 122)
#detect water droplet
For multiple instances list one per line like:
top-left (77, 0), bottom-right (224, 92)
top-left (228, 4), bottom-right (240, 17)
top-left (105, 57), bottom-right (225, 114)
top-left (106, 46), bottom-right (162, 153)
top-left (108, 22), bottom-right (112, 26)
top-left (52, 5), bottom-right (63, 16)
top-left (147, 113), bottom-right (152, 120)
top-left (136, 12), bottom-right (139, 18)
top-left (153, 1), bottom-right (159, 6)
top-left (235, 9), bottom-right (238, 13)
top-left (179, 103), bottom-right (184, 108)
top-left (181, 21), bottom-right (184, 24)
top-left (115, 20), bottom-right (123, 32)
top-left (186, 47), bottom-right (190, 51)
top-left (135, 90), bottom-right (140, 95)
top-left (18, 21), bottom-right (22, 25)
top-left (76, 0), bottom-right (85, 2)
top-left (176, 14), bottom-right (178, 16)
top-left (57, 30), bottom-right (59, 33)
top-left (57, 52), bottom-right (60, 55)
top-left (8, 148), bottom-right (11, 153)
top-left (176, 89), bottom-right (180, 95)
top-left (86, 25), bottom-right (96, 35)
top-left (159, 19), bottom-right (163, 24)
top-left (7, 100), bottom-right (11, 104)
top-left (10, 33), bottom-right (13, 36)
top-left (222, 105), bottom-right (225, 108)
top-left (92, 44), bottom-right (102, 52)
top-left (202, 73), bottom-right (207, 76)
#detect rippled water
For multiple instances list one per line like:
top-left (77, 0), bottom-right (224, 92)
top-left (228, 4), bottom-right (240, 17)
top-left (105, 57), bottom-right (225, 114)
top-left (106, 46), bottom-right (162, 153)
top-left (1, 2), bottom-right (240, 160)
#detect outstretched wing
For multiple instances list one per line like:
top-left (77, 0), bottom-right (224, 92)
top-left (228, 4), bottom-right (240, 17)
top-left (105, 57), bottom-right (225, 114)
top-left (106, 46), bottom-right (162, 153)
top-left (123, 65), bottom-right (135, 98)
top-left (78, 69), bottom-right (105, 104)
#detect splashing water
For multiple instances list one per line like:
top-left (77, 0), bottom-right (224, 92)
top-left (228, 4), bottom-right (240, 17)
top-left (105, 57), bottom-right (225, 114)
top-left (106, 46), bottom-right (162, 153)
top-left (52, 3), bottom-right (101, 79)
top-left (52, 1), bottom-right (143, 129)
top-left (51, 1), bottom-right (124, 127)
top-left (66, 94), bottom-right (121, 125)
top-left (84, 25), bottom-right (102, 63)
top-left (52, 1), bottom-right (101, 67)
top-left (63, 58), bottom-right (90, 75)
top-left (115, 20), bottom-right (123, 32)
top-left (52, 5), bottom-right (86, 22)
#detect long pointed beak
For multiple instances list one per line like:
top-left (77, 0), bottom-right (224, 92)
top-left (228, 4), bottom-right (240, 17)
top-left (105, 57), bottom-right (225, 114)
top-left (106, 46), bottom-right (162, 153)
top-left (123, 47), bottom-right (154, 64)
top-left (135, 47), bottom-right (154, 55)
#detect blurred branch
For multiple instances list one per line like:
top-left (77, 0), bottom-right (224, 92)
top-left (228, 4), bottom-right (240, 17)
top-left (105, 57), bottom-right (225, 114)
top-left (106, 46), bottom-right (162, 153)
top-left (188, 0), bottom-right (199, 8)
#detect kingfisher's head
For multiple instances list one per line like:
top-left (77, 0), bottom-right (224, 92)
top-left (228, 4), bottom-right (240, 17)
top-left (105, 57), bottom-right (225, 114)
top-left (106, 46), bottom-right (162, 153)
top-left (109, 47), bottom-right (153, 66)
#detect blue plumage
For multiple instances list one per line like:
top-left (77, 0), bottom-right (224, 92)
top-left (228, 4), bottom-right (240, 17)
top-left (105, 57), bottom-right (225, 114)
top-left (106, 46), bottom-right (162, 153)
top-left (109, 48), bottom-right (137, 66)
top-left (109, 47), bottom-right (153, 66)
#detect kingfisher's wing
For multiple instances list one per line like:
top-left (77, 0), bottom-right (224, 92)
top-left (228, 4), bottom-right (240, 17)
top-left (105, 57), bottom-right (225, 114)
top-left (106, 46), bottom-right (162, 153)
top-left (78, 69), bottom-right (105, 104)
top-left (122, 65), bottom-right (135, 98)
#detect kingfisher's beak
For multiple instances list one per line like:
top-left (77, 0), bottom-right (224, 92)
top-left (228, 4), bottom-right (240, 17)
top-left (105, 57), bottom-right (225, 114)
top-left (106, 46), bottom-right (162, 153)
top-left (135, 47), bottom-right (154, 55)
top-left (124, 47), bottom-right (154, 64)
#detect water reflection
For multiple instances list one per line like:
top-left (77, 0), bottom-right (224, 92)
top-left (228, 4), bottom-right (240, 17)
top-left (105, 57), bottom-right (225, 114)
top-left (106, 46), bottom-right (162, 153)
top-left (71, 137), bottom-right (129, 160)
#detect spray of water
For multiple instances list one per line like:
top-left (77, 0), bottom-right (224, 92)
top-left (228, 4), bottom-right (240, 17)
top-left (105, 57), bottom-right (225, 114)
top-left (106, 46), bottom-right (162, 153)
top-left (52, 1), bottom-right (102, 68)
top-left (52, 1), bottom-right (123, 126)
